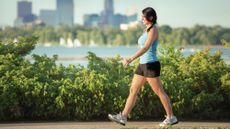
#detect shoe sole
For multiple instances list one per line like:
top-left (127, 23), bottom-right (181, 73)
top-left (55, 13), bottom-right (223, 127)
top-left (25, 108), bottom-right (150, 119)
top-left (171, 120), bottom-right (179, 125)
top-left (159, 121), bottom-right (179, 128)
top-left (108, 115), bottom-right (126, 126)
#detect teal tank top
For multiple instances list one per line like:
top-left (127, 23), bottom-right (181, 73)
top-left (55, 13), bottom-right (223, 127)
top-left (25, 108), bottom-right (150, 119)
top-left (138, 31), bottom-right (158, 64)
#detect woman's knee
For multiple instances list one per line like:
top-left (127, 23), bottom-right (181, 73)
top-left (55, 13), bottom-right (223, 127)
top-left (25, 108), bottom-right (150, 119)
top-left (129, 86), bottom-right (139, 96)
top-left (154, 87), bottom-right (165, 96)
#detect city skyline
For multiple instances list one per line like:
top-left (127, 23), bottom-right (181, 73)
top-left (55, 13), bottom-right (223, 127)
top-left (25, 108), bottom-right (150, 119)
top-left (0, 0), bottom-right (230, 27)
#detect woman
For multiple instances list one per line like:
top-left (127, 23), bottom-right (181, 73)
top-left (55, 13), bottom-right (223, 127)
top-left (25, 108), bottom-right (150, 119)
top-left (108, 7), bottom-right (178, 127)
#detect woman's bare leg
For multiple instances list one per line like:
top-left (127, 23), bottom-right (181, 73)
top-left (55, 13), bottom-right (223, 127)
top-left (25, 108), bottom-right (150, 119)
top-left (146, 77), bottom-right (173, 117)
top-left (121, 74), bottom-right (146, 117)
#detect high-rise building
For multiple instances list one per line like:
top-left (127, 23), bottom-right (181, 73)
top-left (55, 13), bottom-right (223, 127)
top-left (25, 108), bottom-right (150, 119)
top-left (104, 0), bottom-right (114, 15)
top-left (22, 14), bottom-right (37, 23)
top-left (15, 1), bottom-right (39, 27)
top-left (56, 0), bottom-right (74, 26)
top-left (17, 1), bottom-right (32, 18)
top-left (84, 14), bottom-right (100, 28)
top-left (83, 0), bottom-right (138, 28)
top-left (100, 0), bottom-right (114, 27)
top-left (127, 14), bottom-right (138, 23)
top-left (40, 10), bottom-right (58, 26)
top-left (114, 14), bottom-right (127, 27)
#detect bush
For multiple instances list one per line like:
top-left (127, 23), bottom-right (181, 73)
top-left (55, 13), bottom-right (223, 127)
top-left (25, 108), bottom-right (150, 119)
top-left (0, 37), bottom-right (229, 121)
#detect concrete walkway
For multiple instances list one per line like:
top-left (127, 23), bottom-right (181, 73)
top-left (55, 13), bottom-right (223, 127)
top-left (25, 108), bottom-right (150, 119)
top-left (0, 121), bottom-right (230, 129)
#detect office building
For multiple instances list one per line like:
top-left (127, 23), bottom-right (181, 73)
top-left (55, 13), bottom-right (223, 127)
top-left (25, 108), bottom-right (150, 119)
top-left (17, 1), bottom-right (32, 19)
top-left (100, 0), bottom-right (114, 27)
top-left (84, 14), bottom-right (100, 28)
top-left (83, 0), bottom-right (138, 28)
top-left (40, 10), bottom-right (58, 26)
top-left (56, 0), bottom-right (74, 26)
top-left (15, 1), bottom-right (38, 27)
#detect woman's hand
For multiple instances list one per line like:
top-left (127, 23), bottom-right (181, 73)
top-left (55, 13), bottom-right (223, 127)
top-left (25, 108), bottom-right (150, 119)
top-left (122, 57), bottom-right (133, 68)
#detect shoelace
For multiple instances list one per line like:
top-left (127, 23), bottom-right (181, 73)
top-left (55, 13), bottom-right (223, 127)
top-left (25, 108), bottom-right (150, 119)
top-left (115, 113), bottom-right (122, 119)
top-left (162, 115), bottom-right (171, 124)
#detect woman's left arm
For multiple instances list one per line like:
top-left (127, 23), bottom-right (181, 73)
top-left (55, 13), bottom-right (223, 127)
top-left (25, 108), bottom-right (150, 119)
top-left (130, 27), bottom-right (157, 62)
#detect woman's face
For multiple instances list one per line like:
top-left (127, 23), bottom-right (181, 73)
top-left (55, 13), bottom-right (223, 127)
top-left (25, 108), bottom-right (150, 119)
top-left (141, 14), bottom-right (151, 26)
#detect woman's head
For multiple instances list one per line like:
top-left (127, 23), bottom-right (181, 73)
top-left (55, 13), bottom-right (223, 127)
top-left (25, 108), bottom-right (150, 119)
top-left (142, 7), bottom-right (157, 26)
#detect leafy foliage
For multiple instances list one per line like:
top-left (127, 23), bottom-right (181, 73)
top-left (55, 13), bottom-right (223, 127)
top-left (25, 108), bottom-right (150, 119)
top-left (0, 37), bottom-right (229, 121)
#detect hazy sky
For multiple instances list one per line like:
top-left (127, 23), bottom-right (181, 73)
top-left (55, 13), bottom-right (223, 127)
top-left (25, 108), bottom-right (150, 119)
top-left (0, 0), bottom-right (230, 27)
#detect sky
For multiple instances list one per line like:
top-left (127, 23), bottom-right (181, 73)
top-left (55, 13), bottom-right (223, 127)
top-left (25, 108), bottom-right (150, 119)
top-left (0, 0), bottom-right (230, 28)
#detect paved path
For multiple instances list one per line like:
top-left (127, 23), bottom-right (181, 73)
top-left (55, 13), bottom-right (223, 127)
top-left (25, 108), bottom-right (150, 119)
top-left (0, 121), bottom-right (230, 129)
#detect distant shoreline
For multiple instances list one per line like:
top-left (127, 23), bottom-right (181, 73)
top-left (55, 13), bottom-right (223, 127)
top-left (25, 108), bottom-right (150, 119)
top-left (38, 44), bottom-right (229, 49)
top-left (25, 55), bottom-right (230, 62)
top-left (26, 45), bottom-right (229, 65)
top-left (25, 55), bottom-right (125, 61)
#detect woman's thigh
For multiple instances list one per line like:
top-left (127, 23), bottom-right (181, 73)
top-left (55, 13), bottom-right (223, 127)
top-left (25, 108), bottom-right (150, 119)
top-left (146, 77), bottom-right (164, 95)
top-left (129, 74), bottom-right (146, 94)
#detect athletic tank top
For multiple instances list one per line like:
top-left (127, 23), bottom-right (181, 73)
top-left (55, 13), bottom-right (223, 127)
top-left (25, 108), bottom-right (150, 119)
top-left (138, 29), bottom-right (158, 64)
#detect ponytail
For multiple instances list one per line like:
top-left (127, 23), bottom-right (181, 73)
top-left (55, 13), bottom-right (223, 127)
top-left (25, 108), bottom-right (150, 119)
top-left (147, 24), bottom-right (154, 32)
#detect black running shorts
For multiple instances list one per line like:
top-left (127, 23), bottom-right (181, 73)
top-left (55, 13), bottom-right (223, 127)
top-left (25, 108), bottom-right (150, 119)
top-left (134, 61), bottom-right (161, 78)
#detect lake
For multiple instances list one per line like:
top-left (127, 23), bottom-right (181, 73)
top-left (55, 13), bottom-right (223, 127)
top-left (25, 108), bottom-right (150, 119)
top-left (27, 45), bottom-right (230, 66)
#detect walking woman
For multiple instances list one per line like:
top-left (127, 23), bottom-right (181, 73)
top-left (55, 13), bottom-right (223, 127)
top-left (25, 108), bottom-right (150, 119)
top-left (108, 7), bottom-right (178, 127)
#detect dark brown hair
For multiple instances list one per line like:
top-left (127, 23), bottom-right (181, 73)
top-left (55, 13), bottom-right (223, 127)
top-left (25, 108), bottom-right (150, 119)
top-left (142, 7), bottom-right (157, 32)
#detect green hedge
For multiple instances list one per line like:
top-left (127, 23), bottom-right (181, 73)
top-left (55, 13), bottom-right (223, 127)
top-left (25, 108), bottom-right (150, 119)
top-left (0, 37), bottom-right (229, 121)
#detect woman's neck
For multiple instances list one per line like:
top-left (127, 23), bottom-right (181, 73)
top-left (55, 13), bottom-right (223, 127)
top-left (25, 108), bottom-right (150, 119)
top-left (145, 23), bottom-right (153, 31)
top-left (146, 24), bottom-right (152, 29)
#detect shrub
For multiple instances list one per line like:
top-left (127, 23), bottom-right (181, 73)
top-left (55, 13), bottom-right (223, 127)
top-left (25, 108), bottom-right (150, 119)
top-left (0, 37), bottom-right (229, 121)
